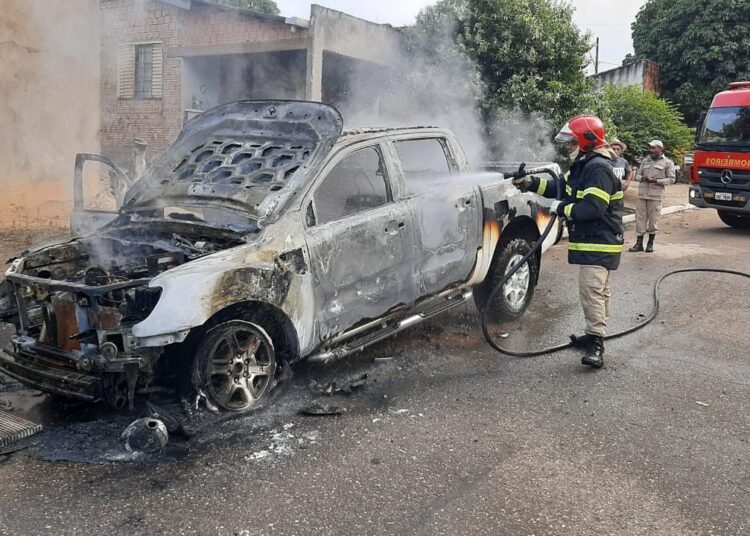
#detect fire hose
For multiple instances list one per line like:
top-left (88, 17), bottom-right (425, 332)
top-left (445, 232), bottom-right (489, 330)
top-left (480, 164), bottom-right (750, 357)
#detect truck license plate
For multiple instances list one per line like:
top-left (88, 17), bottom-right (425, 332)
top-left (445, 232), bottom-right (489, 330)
top-left (715, 192), bottom-right (733, 201)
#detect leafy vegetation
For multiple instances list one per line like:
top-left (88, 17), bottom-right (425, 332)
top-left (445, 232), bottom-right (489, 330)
top-left (631, 0), bottom-right (750, 123)
top-left (405, 0), bottom-right (695, 160)
top-left (408, 0), bottom-right (594, 129)
top-left (216, 0), bottom-right (280, 16)
top-left (602, 86), bottom-right (695, 162)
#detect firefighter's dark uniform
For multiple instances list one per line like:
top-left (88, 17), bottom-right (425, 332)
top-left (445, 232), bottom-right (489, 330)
top-left (527, 149), bottom-right (624, 337)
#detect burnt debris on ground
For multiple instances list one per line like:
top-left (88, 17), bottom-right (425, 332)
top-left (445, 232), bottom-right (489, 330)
top-left (0, 342), bottom-right (415, 463)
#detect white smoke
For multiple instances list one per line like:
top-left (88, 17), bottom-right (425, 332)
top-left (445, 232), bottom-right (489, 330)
top-left (328, 6), bottom-right (558, 166)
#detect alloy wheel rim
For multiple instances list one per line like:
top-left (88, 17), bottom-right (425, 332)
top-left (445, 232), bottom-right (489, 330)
top-left (206, 323), bottom-right (275, 411)
top-left (502, 254), bottom-right (530, 311)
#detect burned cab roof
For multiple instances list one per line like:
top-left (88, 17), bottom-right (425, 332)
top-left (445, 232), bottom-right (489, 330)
top-left (123, 101), bottom-right (344, 219)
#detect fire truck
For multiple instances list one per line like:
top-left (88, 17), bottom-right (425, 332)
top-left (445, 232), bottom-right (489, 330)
top-left (688, 81), bottom-right (750, 228)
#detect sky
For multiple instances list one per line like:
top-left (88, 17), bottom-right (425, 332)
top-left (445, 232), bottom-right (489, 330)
top-left (274, 0), bottom-right (648, 74)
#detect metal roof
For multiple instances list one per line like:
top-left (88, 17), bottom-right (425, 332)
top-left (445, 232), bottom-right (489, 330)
top-left (712, 82), bottom-right (750, 108)
top-left (341, 126), bottom-right (439, 136)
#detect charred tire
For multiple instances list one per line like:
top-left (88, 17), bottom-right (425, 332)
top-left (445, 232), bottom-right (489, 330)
top-left (718, 210), bottom-right (750, 229)
top-left (192, 320), bottom-right (277, 412)
top-left (474, 237), bottom-right (538, 322)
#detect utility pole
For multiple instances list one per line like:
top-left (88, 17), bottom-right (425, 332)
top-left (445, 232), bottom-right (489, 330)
top-left (595, 37), bottom-right (600, 74)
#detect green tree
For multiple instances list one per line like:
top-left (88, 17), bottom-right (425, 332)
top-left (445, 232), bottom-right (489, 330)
top-left (622, 53), bottom-right (637, 66)
top-left (402, 0), bottom-right (600, 159)
top-left (631, 0), bottom-right (750, 123)
top-left (409, 0), bottom-right (594, 128)
top-left (217, 0), bottom-right (280, 16)
top-left (602, 85), bottom-right (694, 162)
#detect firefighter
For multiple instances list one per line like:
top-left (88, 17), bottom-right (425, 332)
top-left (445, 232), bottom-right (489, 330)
top-left (628, 140), bottom-right (676, 253)
top-left (512, 115), bottom-right (624, 368)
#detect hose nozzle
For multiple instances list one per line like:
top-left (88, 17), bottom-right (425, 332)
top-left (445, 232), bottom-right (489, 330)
top-left (507, 162), bottom-right (557, 180)
top-left (506, 163), bottom-right (527, 180)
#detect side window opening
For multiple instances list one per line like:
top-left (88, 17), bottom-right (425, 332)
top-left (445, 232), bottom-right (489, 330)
top-left (395, 138), bottom-right (453, 195)
top-left (312, 147), bottom-right (390, 225)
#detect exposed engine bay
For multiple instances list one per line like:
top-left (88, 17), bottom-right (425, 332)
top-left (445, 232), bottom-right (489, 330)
top-left (0, 221), bottom-right (246, 409)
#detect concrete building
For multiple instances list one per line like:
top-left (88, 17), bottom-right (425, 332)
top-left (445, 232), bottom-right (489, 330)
top-left (100, 0), bottom-right (402, 165)
top-left (589, 59), bottom-right (660, 94)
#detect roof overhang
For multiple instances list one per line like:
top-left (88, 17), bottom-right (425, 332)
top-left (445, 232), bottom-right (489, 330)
top-left (168, 38), bottom-right (308, 58)
top-left (158, 0), bottom-right (309, 28)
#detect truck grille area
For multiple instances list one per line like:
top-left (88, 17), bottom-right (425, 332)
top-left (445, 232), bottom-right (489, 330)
top-left (0, 345), bottom-right (101, 401)
top-left (4, 274), bottom-right (159, 347)
top-left (0, 274), bottom-right (161, 400)
top-left (699, 167), bottom-right (750, 189)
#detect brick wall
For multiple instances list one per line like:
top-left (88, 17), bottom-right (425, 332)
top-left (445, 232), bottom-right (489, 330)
top-left (643, 60), bottom-right (661, 94)
top-left (589, 60), bottom-right (662, 96)
top-left (100, 0), bottom-right (305, 166)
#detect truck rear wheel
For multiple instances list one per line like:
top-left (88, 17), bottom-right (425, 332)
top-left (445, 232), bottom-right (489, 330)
top-left (718, 210), bottom-right (750, 229)
top-left (474, 238), bottom-right (538, 322)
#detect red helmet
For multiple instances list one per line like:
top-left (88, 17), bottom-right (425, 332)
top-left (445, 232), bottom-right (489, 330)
top-left (554, 115), bottom-right (607, 152)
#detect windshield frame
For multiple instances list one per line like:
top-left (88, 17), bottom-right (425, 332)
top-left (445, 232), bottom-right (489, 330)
top-left (697, 106), bottom-right (750, 148)
top-left (120, 196), bottom-right (259, 233)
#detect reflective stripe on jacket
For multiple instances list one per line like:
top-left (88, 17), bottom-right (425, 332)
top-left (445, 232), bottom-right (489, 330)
top-left (529, 150), bottom-right (624, 270)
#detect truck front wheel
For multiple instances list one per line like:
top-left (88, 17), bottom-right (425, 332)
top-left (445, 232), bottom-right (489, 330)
top-left (192, 320), bottom-right (277, 412)
top-left (474, 238), bottom-right (538, 322)
top-left (718, 210), bottom-right (750, 229)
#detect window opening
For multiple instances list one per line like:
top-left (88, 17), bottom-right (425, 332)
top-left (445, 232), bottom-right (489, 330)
top-left (134, 44), bottom-right (154, 99)
top-left (395, 138), bottom-right (452, 195)
top-left (312, 147), bottom-right (390, 225)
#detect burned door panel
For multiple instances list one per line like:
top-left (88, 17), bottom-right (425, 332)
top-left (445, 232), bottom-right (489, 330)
top-left (303, 145), bottom-right (416, 340)
top-left (71, 153), bottom-right (133, 234)
top-left (407, 188), bottom-right (481, 296)
top-left (305, 204), bottom-right (416, 340)
top-left (393, 137), bottom-right (481, 296)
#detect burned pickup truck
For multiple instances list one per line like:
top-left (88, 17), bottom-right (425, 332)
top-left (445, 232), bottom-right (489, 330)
top-left (0, 101), bottom-right (559, 412)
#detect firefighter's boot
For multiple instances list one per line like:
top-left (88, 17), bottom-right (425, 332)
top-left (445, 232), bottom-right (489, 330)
top-left (581, 336), bottom-right (604, 368)
top-left (569, 333), bottom-right (593, 348)
top-left (645, 233), bottom-right (655, 252)
top-left (628, 235), bottom-right (644, 252)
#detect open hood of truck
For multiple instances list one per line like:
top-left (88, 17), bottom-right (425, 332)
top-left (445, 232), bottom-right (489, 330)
top-left (122, 100), bottom-right (344, 221)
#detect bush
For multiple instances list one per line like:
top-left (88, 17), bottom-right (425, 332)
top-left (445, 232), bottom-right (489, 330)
top-left (601, 85), bottom-right (694, 164)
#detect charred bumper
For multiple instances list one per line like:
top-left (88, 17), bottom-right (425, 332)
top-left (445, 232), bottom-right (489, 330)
top-left (0, 342), bottom-right (102, 401)
top-left (0, 334), bottom-right (149, 402)
top-left (0, 272), bottom-right (161, 403)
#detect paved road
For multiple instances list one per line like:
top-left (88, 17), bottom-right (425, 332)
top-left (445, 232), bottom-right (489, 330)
top-left (1, 209), bottom-right (749, 536)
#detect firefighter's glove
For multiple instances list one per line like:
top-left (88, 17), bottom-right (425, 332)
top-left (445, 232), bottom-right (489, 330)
top-left (512, 176), bottom-right (533, 192)
top-left (549, 199), bottom-right (570, 218)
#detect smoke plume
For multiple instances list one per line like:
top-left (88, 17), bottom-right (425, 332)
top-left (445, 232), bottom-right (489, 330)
top-left (333, 7), bottom-right (557, 166)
